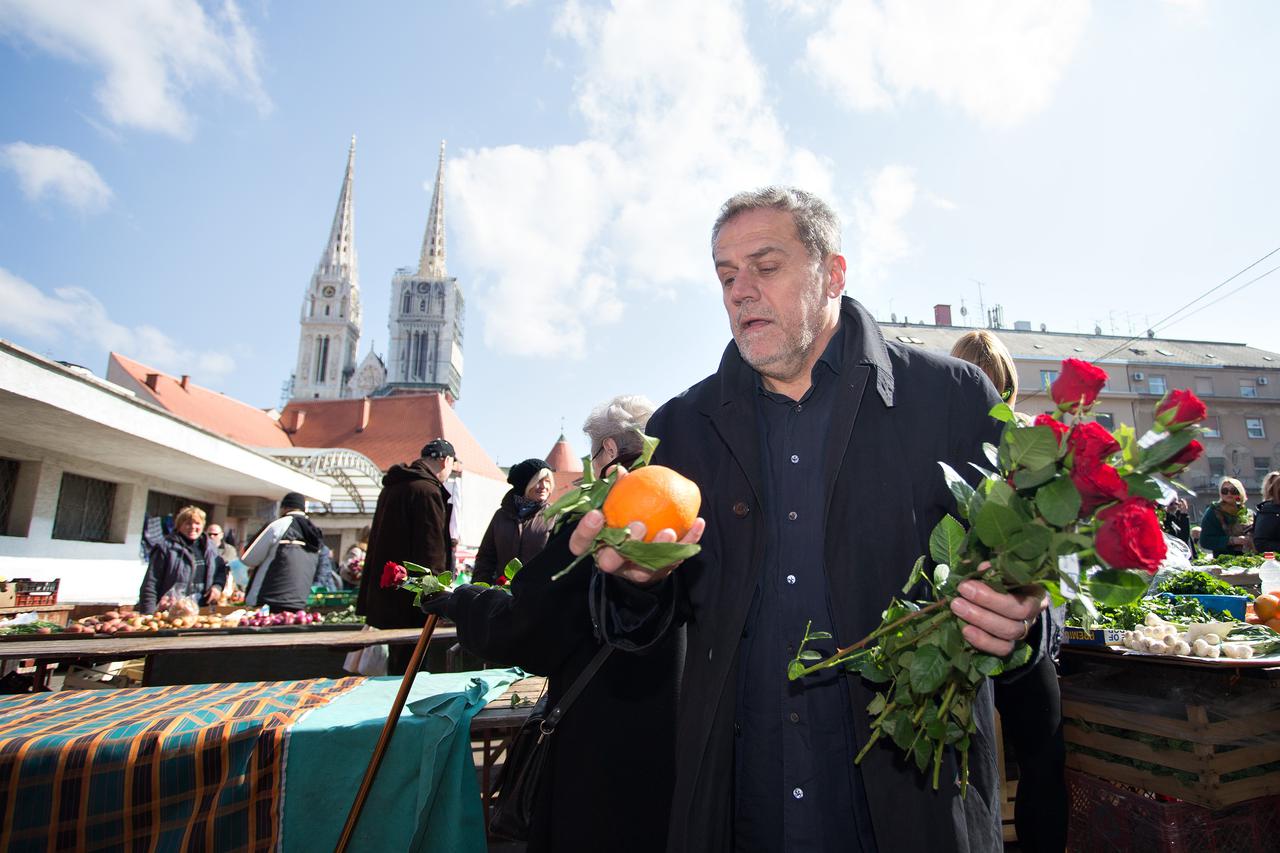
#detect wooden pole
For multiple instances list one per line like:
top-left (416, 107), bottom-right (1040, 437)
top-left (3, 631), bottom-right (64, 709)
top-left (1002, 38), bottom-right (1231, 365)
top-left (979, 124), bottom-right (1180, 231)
top-left (335, 614), bottom-right (439, 853)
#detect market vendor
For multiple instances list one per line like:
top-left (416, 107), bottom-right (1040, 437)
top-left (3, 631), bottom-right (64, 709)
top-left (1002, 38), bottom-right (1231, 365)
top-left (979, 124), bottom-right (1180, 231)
top-left (242, 492), bottom-right (328, 612)
top-left (137, 506), bottom-right (225, 614)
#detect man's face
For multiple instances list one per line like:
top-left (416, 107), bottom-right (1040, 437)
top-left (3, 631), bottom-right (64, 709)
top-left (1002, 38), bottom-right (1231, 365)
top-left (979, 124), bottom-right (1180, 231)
top-left (714, 207), bottom-right (844, 388)
top-left (207, 525), bottom-right (223, 541)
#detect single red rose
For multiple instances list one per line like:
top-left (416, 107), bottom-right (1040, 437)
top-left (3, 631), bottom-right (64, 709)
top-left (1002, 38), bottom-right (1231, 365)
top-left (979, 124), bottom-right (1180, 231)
top-left (1071, 458), bottom-right (1128, 515)
top-left (1051, 359), bottom-right (1108, 412)
top-left (1068, 420), bottom-right (1121, 467)
top-left (380, 561), bottom-right (407, 589)
top-left (1095, 497), bottom-right (1167, 573)
top-left (1034, 413), bottom-right (1070, 445)
top-left (1154, 389), bottom-right (1207, 432)
top-left (1160, 439), bottom-right (1204, 477)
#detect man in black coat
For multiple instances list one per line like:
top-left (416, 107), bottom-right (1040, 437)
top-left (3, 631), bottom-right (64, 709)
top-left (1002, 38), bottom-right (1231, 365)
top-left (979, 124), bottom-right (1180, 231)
top-left (571, 187), bottom-right (1050, 852)
top-left (357, 438), bottom-right (455, 674)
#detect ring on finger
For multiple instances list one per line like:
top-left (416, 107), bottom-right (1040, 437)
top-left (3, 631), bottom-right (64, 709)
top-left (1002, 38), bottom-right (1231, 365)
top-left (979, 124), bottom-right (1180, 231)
top-left (1018, 618), bottom-right (1030, 641)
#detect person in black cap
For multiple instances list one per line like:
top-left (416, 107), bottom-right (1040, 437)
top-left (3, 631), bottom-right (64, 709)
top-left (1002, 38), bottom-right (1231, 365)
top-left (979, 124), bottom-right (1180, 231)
top-left (358, 438), bottom-right (456, 674)
top-left (473, 457), bottom-right (554, 585)
top-left (241, 492), bottom-right (329, 612)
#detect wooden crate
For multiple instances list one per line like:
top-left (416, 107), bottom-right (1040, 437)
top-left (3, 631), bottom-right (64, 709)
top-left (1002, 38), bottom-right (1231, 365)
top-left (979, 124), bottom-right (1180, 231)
top-left (1061, 664), bottom-right (1280, 809)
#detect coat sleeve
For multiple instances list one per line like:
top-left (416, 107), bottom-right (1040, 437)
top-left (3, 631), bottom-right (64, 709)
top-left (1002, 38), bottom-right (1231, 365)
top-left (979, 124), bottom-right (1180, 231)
top-left (1199, 505), bottom-right (1232, 553)
top-left (207, 544), bottom-right (228, 598)
top-left (408, 483), bottom-right (449, 573)
top-left (472, 512), bottom-right (500, 584)
top-left (137, 549), bottom-right (165, 614)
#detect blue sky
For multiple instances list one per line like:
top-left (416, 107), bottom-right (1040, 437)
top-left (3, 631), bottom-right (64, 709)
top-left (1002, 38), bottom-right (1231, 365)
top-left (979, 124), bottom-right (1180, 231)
top-left (2, 0), bottom-right (1278, 467)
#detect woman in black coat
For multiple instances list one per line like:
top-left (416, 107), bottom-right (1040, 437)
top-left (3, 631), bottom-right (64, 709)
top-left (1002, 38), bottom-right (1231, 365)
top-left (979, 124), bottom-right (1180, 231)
top-left (1254, 472), bottom-right (1280, 553)
top-left (137, 506), bottom-right (224, 614)
top-left (472, 458), bottom-right (554, 585)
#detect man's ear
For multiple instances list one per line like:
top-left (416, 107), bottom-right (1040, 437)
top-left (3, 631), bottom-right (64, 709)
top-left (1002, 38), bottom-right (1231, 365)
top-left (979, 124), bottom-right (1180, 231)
top-left (826, 253), bottom-right (847, 299)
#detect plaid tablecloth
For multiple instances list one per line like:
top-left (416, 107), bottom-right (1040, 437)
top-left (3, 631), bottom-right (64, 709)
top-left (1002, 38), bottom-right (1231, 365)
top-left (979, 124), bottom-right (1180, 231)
top-left (0, 678), bottom-right (360, 852)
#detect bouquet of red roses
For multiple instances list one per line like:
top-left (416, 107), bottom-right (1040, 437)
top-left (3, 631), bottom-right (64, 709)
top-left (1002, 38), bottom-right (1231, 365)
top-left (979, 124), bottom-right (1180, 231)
top-left (788, 358), bottom-right (1207, 792)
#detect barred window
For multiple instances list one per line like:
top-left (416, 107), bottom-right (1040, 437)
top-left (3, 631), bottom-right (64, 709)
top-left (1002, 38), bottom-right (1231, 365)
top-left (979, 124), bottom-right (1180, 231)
top-left (53, 472), bottom-right (116, 542)
top-left (0, 457), bottom-right (18, 534)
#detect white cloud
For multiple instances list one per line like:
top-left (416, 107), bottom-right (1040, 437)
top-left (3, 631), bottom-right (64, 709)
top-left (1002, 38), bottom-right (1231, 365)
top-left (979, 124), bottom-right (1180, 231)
top-left (0, 0), bottom-right (270, 139)
top-left (450, 0), bottom-right (834, 358)
top-left (801, 0), bottom-right (1091, 129)
top-left (851, 165), bottom-right (918, 288)
top-left (0, 268), bottom-right (235, 379)
top-left (1, 142), bottom-right (112, 212)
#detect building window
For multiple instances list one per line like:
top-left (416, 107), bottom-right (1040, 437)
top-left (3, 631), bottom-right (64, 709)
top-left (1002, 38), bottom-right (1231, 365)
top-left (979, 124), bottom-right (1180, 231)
top-left (315, 336), bottom-right (330, 383)
top-left (1195, 376), bottom-right (1214, 396)
top-left (0, 457), bottom-right (18, 535)
top-left (402, 291), bottom-right (412, 313)
top-left (53, 472), bottom-right (115, 542)
top-left (1246, 417), bottom-right (1266, 439)
top-left (1203, 416), bottom-right (1221, 438)
top-left (1095, 412), bottom-right (1116, 429)
top-left (1040, 370), bottom-right (1059, 390)
top-left (1240, 380), bottom-right (1258, 398)
top-left (1148, 375), bottom-right (1167, 395)
top-left (1209, 457), bottom-right (1225, 478)
top-left (1255, 457), bottom-right (1272, 486)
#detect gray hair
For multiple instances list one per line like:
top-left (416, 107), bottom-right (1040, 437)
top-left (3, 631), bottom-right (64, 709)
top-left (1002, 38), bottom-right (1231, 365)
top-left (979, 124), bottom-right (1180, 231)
top-left (583, 394), bottom-right (655, 459)
top-left (711, 186), bottom-right (841, 262)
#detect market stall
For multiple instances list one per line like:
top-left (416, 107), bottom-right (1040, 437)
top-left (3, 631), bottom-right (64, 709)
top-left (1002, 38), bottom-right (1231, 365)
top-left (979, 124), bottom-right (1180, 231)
top-left (0, 669), bottom-right (523, 852)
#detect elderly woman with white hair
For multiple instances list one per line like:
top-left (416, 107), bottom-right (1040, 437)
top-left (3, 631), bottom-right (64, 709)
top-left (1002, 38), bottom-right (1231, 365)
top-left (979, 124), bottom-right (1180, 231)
top-left (583, 393), bottom-right (655, 475)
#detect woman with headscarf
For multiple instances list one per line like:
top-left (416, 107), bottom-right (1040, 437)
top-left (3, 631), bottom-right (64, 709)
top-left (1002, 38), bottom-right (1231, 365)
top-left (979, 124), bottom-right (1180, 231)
top-left (472, 458), bottom-right (555, 585)
top-left (1201, 476), bottom-right (1255, 556)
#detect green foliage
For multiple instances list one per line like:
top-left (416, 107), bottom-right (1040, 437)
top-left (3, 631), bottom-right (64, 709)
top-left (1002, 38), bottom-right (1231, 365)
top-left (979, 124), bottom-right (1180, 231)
top-left (1086, 569), bottom-right (1150, 607)
top-left (1155, 570), bottom-right (1249, 597)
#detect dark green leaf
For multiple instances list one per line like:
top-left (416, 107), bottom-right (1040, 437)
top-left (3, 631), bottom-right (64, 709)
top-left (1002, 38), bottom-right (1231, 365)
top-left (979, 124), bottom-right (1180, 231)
top-left (988, 402), bottom-right (1016, 423)
top-left (938, 462), bottom-right (976, 519)
top-left (1035, 476), bottom-right (1082, 527)
top-left (985, 479), bottom-right (1017, 507)
top-left (614, 539), bottom-right (702, 570)
top-left (858, 656), bottom-right (892, 684)
top-left (1004, 426), bottom-right (1060, 471)
top-left (974, 654), bottom-right (1005, 677)
top-left (807, 630), bottom-right (833, 641)
top-left (973, 501), bottom-right (1023, 548)
top-left (1013, 463), bottom-right (1058, 490)
top-left (982, 442), bottom-right (1000, 470)
top-left (913, 739), bottom-right (932, 772)
top-left (902, 555), bottom-right (928, 595)
top-left (995, 554), bottom-right (1033, 585)
top-left (799, 650), bottom-right (822, 661)
top-left (1004, 641), bottom-right (1033, 671)
top-left (1123, 474), bottom-right (1163, 501)
top-left (888, 710), bottom-right (915, 750)
top-left (867, 693), bottom-right (887, 715)
top-left (910, 645), bottom-right (951, 694)
top-left (1087, 568), bottom-right (1150, 607)
top-left (1137, 428), bottom-right (1194, 470)
top-left (403, 561), bottom-right (430, 575)
top-left (929, 515), bottom-right (967, 570)
top-left (1006, 522), bottom-right (1053, 561)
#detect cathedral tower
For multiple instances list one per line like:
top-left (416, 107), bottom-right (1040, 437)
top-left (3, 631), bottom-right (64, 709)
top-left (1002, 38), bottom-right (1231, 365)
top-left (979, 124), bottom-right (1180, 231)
top-left (385, 141), bottom-right (464, 403)
top-left (292, 136), bottom-right (362, 400)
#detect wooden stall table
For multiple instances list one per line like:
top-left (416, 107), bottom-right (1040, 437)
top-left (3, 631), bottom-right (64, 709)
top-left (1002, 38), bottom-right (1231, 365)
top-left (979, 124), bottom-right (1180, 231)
top-left (0, 624), bottom-right (457, 688)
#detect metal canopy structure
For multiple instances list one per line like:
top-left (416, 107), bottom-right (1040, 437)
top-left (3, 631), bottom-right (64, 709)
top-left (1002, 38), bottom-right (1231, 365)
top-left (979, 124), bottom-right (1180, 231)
top-left (265, 448), bottom-right (383, 515)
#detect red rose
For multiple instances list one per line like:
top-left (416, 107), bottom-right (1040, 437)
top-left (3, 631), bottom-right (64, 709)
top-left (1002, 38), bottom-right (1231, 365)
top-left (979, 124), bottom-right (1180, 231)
top-left (1068, 420), bottom-right (1121, 467)
top-left (1095, 497), bottom-right (1167, 573)
top-left (1050, 359), bottom-right (1108, 412)
top-left (1071, 458), bottom-right (1128, 515)
top-left (380, 561), bottom-right (407, 589)
top-left (1154, 389), bottom-right (1207, 432)
top-left (1160, 439), bottom-right (1204, 477)
top-left (1034, 413), bottom-right (1069, 445)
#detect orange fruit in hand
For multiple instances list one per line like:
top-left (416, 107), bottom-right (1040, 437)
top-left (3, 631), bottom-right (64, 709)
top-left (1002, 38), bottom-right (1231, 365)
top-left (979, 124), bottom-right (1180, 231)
top-left (602, 465), bottom-right (702, 542)
top-left (1254, 593), bottom-right (1280, 622)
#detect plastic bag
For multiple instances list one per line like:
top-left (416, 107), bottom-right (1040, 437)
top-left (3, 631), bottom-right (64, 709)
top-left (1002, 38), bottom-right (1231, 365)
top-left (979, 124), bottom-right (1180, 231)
top-left (158, 583), bottom-right (201, 622)
top-left (343, 625), bottom-right (388, 676)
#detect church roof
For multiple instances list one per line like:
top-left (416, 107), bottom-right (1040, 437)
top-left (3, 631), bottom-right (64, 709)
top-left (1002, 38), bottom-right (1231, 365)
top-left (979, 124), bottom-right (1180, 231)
top-left (106, 353), bottom-right (292, 448)
top-left (279, 391), bottom-right (504, 480)
top-left (317, 135), bottom-right (358, 283)
top-left (418, 140), bottom-right (447, 278)
top-left (544, 433), bottom-right (584, 501)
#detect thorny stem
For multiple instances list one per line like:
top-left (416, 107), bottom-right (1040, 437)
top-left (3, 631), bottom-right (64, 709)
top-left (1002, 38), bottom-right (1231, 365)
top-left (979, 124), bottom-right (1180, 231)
top-left (853, 703), bottom-right (893, 765)
top-left (794, 598), bottom-right (950, 678)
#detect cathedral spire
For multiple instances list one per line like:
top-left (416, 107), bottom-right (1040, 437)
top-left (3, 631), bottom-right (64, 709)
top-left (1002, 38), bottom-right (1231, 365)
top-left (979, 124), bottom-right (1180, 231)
top-left (417, 140), bottom-right (447, 278)
top-left (319, 135), bottom-right (358, 278)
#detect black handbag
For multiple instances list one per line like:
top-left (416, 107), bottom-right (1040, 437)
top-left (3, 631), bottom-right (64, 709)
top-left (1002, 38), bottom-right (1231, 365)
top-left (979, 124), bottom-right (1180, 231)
top-left (488, 644), bottom-right (613, 840)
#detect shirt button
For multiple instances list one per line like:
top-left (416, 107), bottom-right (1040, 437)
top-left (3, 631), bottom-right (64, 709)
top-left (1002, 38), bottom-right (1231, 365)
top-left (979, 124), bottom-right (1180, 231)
top-left (787, 511), bottom-right (797, 521)
top-left (792, 787), bottom-right (804, 799)
top-left (786, 574), bottom-right (796, 585)
top-left (789, 712), bottom-right (800, 723)
top-left (790, 454), bottom-right (799, 464)
top-left (795, 404), bottom-right (803, 413)
top-left (733, 501), bottom-right (750, 518)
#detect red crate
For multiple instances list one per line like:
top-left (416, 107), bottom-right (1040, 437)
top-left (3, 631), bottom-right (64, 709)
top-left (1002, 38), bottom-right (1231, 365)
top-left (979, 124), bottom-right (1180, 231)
top-left (1067, 769), bottom-right (1280, 853)
top-left (13, 578), bottom-right (59, 608)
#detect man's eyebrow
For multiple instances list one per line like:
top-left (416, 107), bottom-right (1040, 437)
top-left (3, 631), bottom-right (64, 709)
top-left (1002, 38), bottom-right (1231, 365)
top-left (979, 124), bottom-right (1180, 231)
top-left (714, 245), bottom-right (785, 270)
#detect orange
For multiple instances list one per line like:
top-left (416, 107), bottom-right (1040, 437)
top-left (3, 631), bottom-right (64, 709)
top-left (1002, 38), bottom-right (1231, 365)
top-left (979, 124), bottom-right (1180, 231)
top-left (602, 465), bottom-right (702, 541)
top-left (1254, 593), bottom-right (1280, 622)
top-left (1266, 616), bottom-right (1280, 634)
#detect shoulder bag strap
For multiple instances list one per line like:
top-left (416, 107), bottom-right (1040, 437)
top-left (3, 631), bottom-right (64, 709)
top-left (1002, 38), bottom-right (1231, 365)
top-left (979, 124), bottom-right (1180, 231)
top-left (540, 643), bottom-right (613, 734)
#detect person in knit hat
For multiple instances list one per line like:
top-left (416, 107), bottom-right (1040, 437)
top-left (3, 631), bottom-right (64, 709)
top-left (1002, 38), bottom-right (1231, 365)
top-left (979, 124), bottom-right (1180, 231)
top-left (241, 492), bottom-right (329, 613)
top-left (473, 458), bottom-right (554, 585)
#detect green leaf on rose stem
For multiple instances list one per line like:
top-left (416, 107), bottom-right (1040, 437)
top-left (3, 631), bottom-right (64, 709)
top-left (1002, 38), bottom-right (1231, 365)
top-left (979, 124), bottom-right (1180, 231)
top-left (910, 645), bottom-right (951, 694)
top-left (973, 500), bottom-right (1024, 549)
top-left (637, 431), bottom-right (660, 467)
top-left (1113, 423), bottom-right (1138, 466)
top-left (995, 554), bottom-right (1033, 585)
top-left (902, 555), bottom-right (928, 595)
top-left (982, 442), bottom-right (1001, 470)
top-left (1040, 578), bottom-right (1067, 607)
top-left (929, 515), bottom-right (967, 570)
top-left (1013, 462), bottom-right (1058, 490)
top-left (933, 563), bottom-right (951, 591)
top-left (1087, 568), bottom-right (1150, 607)
top-left (579, 457), bottom-right (596, 484)
top-left (1004, 426), bottom-right (1060, 471)
top-left (1004, 641), bottom-right (1033, 671)
top-left (1006, 521), bottom-right (1054, 561)
top-left (867, 693), bottom-right (887, 715)
top-left (888, 711), bottom-right (916, 750)
top-left (1035, 476), bottom-right (1082, 527)
top-left (945, 719), bottom-right (966, 744)
top-left (613, 539), bottom-right (701, 571)
top-left (799, 650), bottom-right (822, 661)
top-left (503, 558), bottom-right (522, 581)
top-left (974, 654), bottom-right (1006, 677)
top-left (1123, 474), bottom-right (1164, 501)
top-left (857, 656), bottom-right (893, 684)
top-left (938, 462), bottom-right (976, 518)
top-left (787, 660), bottom-right (805, 681)
top-left (437, 572), bottom-right (453, 587)
top-left (807, 630), bottom-right (833, 641)
top-left (988, 402), bottom-right (1016, 423)
top-left (1137, 428), bottom-right (1194, 471)
top-left (985, 479), bottom-right (1017, 507)
top-left (913, 739), bottom-right (932, 773)
top-left (403, 561), bottom-right (430, 576)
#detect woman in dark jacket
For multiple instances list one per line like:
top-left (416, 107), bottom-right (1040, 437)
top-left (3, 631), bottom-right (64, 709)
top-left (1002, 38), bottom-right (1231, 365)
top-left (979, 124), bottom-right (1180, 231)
top-left (1253, 472), bottom-right (1280, 553)
top-left (1200, 476), bottom-right (1254, 556)
top-left (137, 506), bottom-right (225, 614)
top-left (473, 458), bottom-right (554, 585)
top-left (425, 395), bottom-right (671, 853)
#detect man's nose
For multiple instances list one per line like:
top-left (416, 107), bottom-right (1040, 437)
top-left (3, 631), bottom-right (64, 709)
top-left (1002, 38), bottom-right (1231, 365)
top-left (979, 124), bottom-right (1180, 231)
top-left (726, 271), bottom-right (758, 304)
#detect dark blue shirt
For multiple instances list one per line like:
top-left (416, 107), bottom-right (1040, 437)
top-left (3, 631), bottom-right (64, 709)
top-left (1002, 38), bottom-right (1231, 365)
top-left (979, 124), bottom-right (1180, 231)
top-left (733, 326), bottom-right (878, 853)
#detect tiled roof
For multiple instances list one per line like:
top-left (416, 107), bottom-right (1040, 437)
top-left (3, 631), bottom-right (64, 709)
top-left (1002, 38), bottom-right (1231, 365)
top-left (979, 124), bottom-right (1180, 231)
top-left (106, 353), bottom-right (292, 448)
top-left (544, 434), bottom-right (584, 501)
top-left (878, 324), bottom-right (1280, 370)
top-left (279, 392), bottom-right (505, 480)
